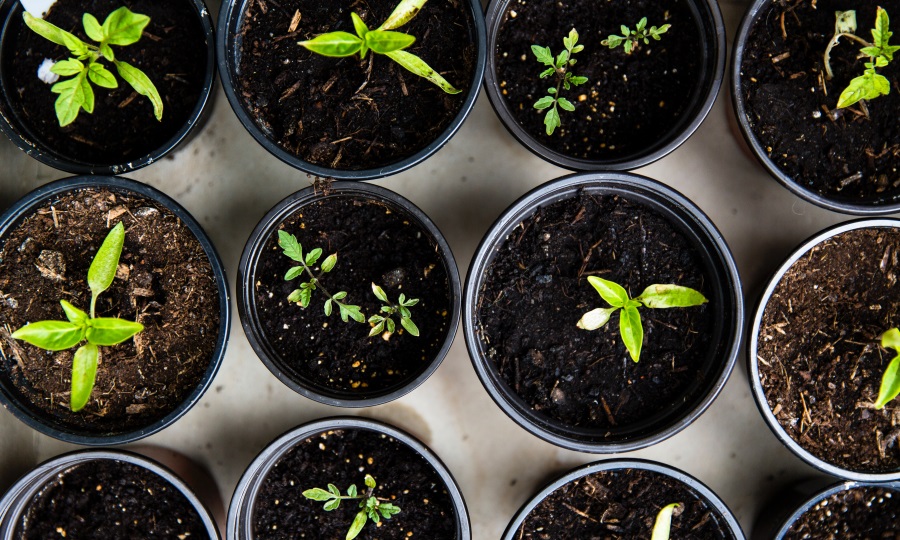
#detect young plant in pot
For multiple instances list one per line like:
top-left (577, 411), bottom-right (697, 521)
top-left (227, 417), bottom-right (471, 540)
top-left (463, 172), bottom-right (743, 452)
top-left (501, 459), bottom-right (744, 540)
top-left (734, 2), bottom-right (900, 214)
top-left (483, 0), bottom-right (725, 170)
top-left (750, 219), bottom-right (900, 482)
top-left (0, 0), bottom-right (216, 175)
top-left (237, 181), bottom-right (460, 407)
top-left (0, 176), bottom-right (230, 445)
top-left (217, 0), bottom-right (486, 180)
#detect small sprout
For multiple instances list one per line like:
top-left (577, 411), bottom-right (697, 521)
top-left (531, 28), bottom-right (589, 135)
top-left (10, 222), bottom-right (144, 411)
top-left (576, 277), bottom-right (707, 362)
top-left (298, 0), bottom-right (460, 94)
top-left (651, 503), bottom-right (681, 540)
top-left (303, 474), bottom-right (401, 540)
top-left (602, 17), bottom-right (671, 55)
top-left (279, 230), bottom-right (363, 323)
top-left (875, 327), bottom-right (900, 409)
top-left (367, 283), bottom-right (420, 338)
top-left (22, 7), bottom-right (163, 126)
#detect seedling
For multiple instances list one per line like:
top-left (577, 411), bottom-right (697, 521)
top-left (279, 230), bottom-right (364, 323)
top-left (22, 7), bottom-right (163, 126)
top-left (10, 223), bottom-right (144, 412)
top-left (368, 283), bottom-right (419, 338)
top-left (532, 28), bottom-right (589, 135)
top-left (824, 8), bottom-right (899, 109)
top-left (602, 17), bottom-right (671, 55)
top-left (576, 276), bottom-right (707, 362)
top-left (874, 327), bottom-right (900, 409)
top-left (298, 0), bottom-right (459, 94)
top-left (303, 474), bottom-right (401, 540)
top-left (652, 503), bottom-right (681, 540)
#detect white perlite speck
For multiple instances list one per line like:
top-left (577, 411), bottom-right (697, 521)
top-left (37, 59), bottom-right (59, 84)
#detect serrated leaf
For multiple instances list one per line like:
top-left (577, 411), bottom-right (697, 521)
top-left (557, 97), bottom-right (575, 111)
top-left (586, 276), bottom-right (629, 307)
top-left (637, 284), bottom-right (708, 309)
top-left (544, 106), bottom-right (560, 135)
top-left (347, 510), bottom-right (368, 540)
top-left (114, 60), bottom-right (163, 120)
top-left (620, 306), bottom-right (644, 362)
top-left (624, 40), bottom-right (635, 54)
top-left (401, 297), bottom-right (418, 307)
top-left (400, 316), bottom-right (418, 336)
top-left (576, 307), bottom-right (618, 331)
top-left (88, 222), bottom-right (125, 299)
top-left (60, 300), bottom-right (89, 326)
top-left (555, 50), bottom-right (569, 68)
top-left (651, 24), bottom-right (671, 39)
top-left (603, 35), bottom-right (625, 49)
top-left (873, 7), bottom-right (892, 51)
top-left (372, 283), bottom-right (389, 303)
top-left (379, 502), bottom-right (400, 518)
top-left (299, 287), bottom-right (312, 308)
top-left (11, 321), bottom-right (84, 351)
top-left (570, 75), bottom-right (589, 86)
top-left (385, 49), bottom-right (460, 94)
top-left (50, 59), bottom-right (85, 76)
top-left (303, 488), bottom-right (333, 501)
top-left (321, 253), bottom-right (338, 273)
top-left (531, 45), bottom-right (553, 66)
top-left (83, 13), bottom-right (104, 42)
top-left (380, 0), bottom-right (427, 30)
top-left (651, 503), bottom-right (680, 540)
top-left (53, 73), bottom-right (86, 126)
top-left (366, 29), bottom-right (415, 54)
top-left (88, 63), bottom-right (118, 88)
top-left (101, 6), bottom-right (150, 46)
top-left (285, 266), bottom-right (305, 281)
top-left (300, 31), bottom-right (363, 57)
top-left (339, 304), bottom-right (365, 323)
top-left (305, 247), bottom-right (322, 266)
top-left (837, 72), bottom-right (889, 108)
top-left (70, 344), bottom-right (99, 412)
top-left (278, 231), bottom-right (303, 262)
top-left (534, 95), bottom-right (555, 110)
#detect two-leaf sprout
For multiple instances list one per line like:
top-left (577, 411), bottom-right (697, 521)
top-left (576, 276), bottom-right (707, 362)
top-left (11, 223), bottom-right (144, 412)
top-left (303, 474), bottom-right (401, 540)
top-left (23, 7), bottom-right (163, 126)
top-left (532, 28), bottom-right (589, 136)
top-left (602, 17), bottom-right (671, 55)
top-left (652, 503), bottom-right (680, 540)
top-left (299, 0), bottom-right (459, 94)
top-left (875, 327), bottom-right (900, 409)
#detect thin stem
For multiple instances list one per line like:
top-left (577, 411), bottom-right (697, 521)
top-left (824, 32), bottom-right (874, 79)
top-left (90, 293), bottom-right (97, 319)
top-left (298, 260), bottom-right (347, 307)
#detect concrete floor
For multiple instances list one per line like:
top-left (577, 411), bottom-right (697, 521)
top-left (0, 0), bottom-right (891, 537)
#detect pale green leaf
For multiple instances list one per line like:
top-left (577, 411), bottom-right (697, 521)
top-left (88, 63), bottom-right (118, 88)
top-left (346, 510), bottom-right (368, 540)
top-left (534, 96), bottom-right (555, 110)
top-left (570, 75), bottom-right (589, 86)
top-left (586, 276), bottom-right (630, 307)
top-left (11, 321), bottom-right (84, 351)
top-left (347, 484), bottom-right (358, 497)
top-left (101, 7), bottom-right (150, 46)
top-left (364, 474), bottom-right (376, 488)
top-left (544, 106), bottom-right (560, 135)
top-left (873, 7), bottom-right (892, 51)
top-left (603, 35), bottom-right (625, 49)
top-left (86, 318), bottom-right (143, 346)
top-left (379, 0), bottom-right (427, 30)
top-left (340, 304), bottom-right (365, 323)
top-left (79, 73), bottom-right (95, 114)
top-left (400, 316), bottom-right (419, 336)
top-left (299, 287), bottom-right (312, 308)
top-left (299, 31), bottom-right (363, 57)
top-left (652, 503), bottom-right (680, 540)
top-left (53, 73), bottom-right (86, 126)
top-left (100, 43), bottom-right (115, 61)
top-left (71, 344), bottom-right (99, 412)
top-left (554, 50), bottom-right (569, 68)
top-left (365, 29), bottom-right (415, 54)
top-left (88, 222), bottom-right (125, 298)
top-left (305, 248), bottom-right (322, 266)
top-left (372, 283), bottom-right (389, 303)
top-left (351, 12), bottom-right (369, 38)
top-left (60, 300), bottom-right (88, 326)
top-left (385, 318), bottom-right (396, 333)
top-left (23, 11), bottom-right (85, 52)
top-left (531, 45), bottom-right (554, 66)
top-left (883, 328), bottom-right (900, 350)
top-left (278, 230), bottom-right (303, 262)
top-left (557, 97), bottom-right (575, 111)
top-left (837, 72), bottom-right (889, 108)
top-left (50, 59), bottom-right (85, 77)
top-left (333, 291), bottom-right (348, 301)
top-left (114, 60), bottom-right (163, 120)
top-left (620, 306), bottom-right (643, 362)
top-left (324, 498), bottom-right (340, 511)
top-left (637, 284), bottom-right (708, 309)
top-left (288, 289), bottom-right (303, 303)
top-left (369, 320), bottom-right (385, 337)
top-left (303, 487), bottom-right (333, 501)
top-left (576, 307), bottom-right (618, 331)
top-left (385, 49), bottom-right (460, 94)
top-left (83, 13), bottom-right (104, 42)
top-left (328, 484), bottom-right (340, 496)
top-left (379, 502), bottom-right (400, 518)
top-left (285, 266), bottom-right (304, 280)
top-left (320, 254), bottom-right (337, 273)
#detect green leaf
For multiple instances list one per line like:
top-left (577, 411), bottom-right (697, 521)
top-left (637, 284), bottom-right (708, 309)
top-left (299, 31), bottom-right (363, 57)
top-left (346, 510), bottom-right (368, 540)
top-left (11, 321), bottom-right (84, 351)
top-left (347, 484), bottom-right (358, 497)
top-left (324, 299), bottom-right (333, 316)
top-left (53, 73), bottom-right (86, 126)
top-left (400, 316), bottom-right (419, 336)
top-left (531, 45), bottom-right (554, 66)
top-left (875, 328), bottom-right (900, 408)
top-left (365, 30), bottom-right (415, 54)
top-left (399, 306), bottom-right (411, 319)
top-left (100, 44), bottom-right (115, 61)
top-left (380, 502), bottom-right (400, 518)
top-left (298, 287), bottom-right (312, 308)
top-left (339, 304), bottom-right (365, 323)
top-left (576, 307), bottom-right (619, 331)
top-left (570, 75), bottom-right (589, 86)
top-left (22, 12), bottom-right (86, 53)
top-left (379, 0), bottom-right (427, 30)
top-left (372, 283), bottom-right (389, 303)
top-left (539, 66), bottom-right (555, 78)
top-left (328, 484), bottom-right (341, 496)
top-left (114, 60), bottom-right (163, 120)
top-left (278, 231), bottom-right (304, 262)
top-left (88, 63), bottom-right (118, 88)
top-left (70, 344), bottom-right (99, 412)
top-left (884, 328), bottom-right (900, 351)
top-left (83, 13), bottom-right (104, 42)
top-left (305, 248), bottom-right (323, 266)
top-left (620, 306), bottom-right (644, 362)
top-left (385, 49), bottom-right (460, 94)
top-left (288, 289), bottom-right (303, 303)
top-left (86, 318), bottom-right (143, 346)
top-left (285, 266), bottom-right (305, 280)
top-left (364, 474), bottom-right (376, 488)
top-left (401, 297), bottom-right (418, 307)
top-left (88, 222), bottom-right (125, 299)
top-left (544, 106), bottom-right (560, 135)
top-left (652, 503), bottom-right (680, 540)
top-left (324, 498), bottom-right (341, 511)
top-left (587, 276), bottom-right (630, 307)
top-left (651, 24), bottom-right (671, 39)
top-left (369, 507), bottom-right (381, 523)
top-left (554, 50), bottom-right (569, 68)
top-left (79, 73), bottom-right (95, 114)
top-left (571, 44), bottom-right (584, 53)
top-left (385, 318), bottom-right (396, 333)
top-left (333, 291), bottom-right (348, 301)
top-left (60, 300), bottom-right (89, 326)
top-left (557, 97), bottom-right (575, 112)
top-left (873, 7), bottom-right (892, 52)
top-left (50, 59), bottom-right (85, 77)
top-left (101, 7), bottom-right (150, 46)
top-left (369, 320), bottom-right (385, 337)
top-left (351, 12), bottom-right (369, 38)
top-left (303, 488), bottom-right (334, 502)
top-left (321, 253), bottom-right (338, 273)
top-left (837, 71), bottom-right (890, 108)
top-left (624, 40), bottom-right (635, 54)
top-left (603, 35), bottom-right (625, 49)
top-left (534, 96), bottom-right (555, 110)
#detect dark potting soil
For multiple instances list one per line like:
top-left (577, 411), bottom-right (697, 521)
top-left (0, 188), bottom-right (219, 433)
top-left (476, 192), bottom-right (714, 430)
top-left (253, 195), bottom-right (451, 396)
top-left (758, 228), bottom-right (900, 473)
top-left (516, 468), bottom-right (731, 539)
top-left (237, 0), bottom-right (477, 171)
top-left (253, 428), bottom-right (456, 540)
top-left (740, 0), bottom-right (900, 205)
top-left (784, 486), bottom-right (900, 539)
top-left (2, 0), bottom-right (207, 165)
top-left (14, 459), bottom-right (208, 539)
top-left (495, 0), bottom-right (703, 162)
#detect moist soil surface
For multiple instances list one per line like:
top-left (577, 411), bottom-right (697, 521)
top-left (2, 0), bottom-right (207, 166)
top-left (0, 188), bottom-right (220, 434)
top-left (757, 227), bottom-right (900, 473)
top-left (740, 0), bottom-right (900, 205)
top-left (516, 468), bottom-right (731, 539)
top-left (253, 428), bottom-right (456, 540)
top-left (253, 195), bottom-right (451, 397)
top-left (477, 192), bottom-right (714, 430)
top-left (237, 0), bottom-right (477, 171)
top-left (15, 459), bottom-right (208, 539)
top-left (784, 486), bottom-right (900, 539)
top-left (495, 0), bottom-right (703, 162)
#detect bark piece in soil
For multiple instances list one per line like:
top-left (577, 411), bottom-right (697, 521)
top-left (740, 0), bottom-right (900, 205)
top-left (784, 486), bottom-right (900, 539)
top-left (252, 428), bottom-right (457, 540)
top-left (477, 191), bottom-right (714, 430)
top-left (0, 188), bottom-right (220, 434)
top-left (2, 0), bottom-right (207, 165)
top-left (758, 227), bottom-right (900, 473)
top-left (14, 459), bottom-right (208, 539)
top-left (236, 0), bottom-right (476, 170)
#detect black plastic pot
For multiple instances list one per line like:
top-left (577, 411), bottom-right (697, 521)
top-left (748, 218), bottom-right (900, 482)
top-left (0, 0), bottom-right (217, 175)
top-left (463, 172), bottom-right (743, 452)
top-left (483, 0), bottom-right (725, 171)
top-left (237, 181), bottom-right (460, 407)
top-left (0, 176), bottom-right (231, 445)
top-left (216, 0), bottom-right (485, 181)
top-left (501, 459), bottom-right (745, 539)
top-left (0, 449), bottom-right (221, 538)
top-left (227, 416), bottom-right (471, 540)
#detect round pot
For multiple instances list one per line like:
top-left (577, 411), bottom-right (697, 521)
top-left (237, 182), bottom-right (460, 407)
top-left (749, 219), bottom-right (900, 482)
top-left (501, 459), bottom-right (744, 539)
top-left (227, 416), bottom-right (471, 540)
top-left (463, 171), bottom-right (743, 452)
top-left (216, 0), bottom-right (486, 180)
top-left (732, 1), bottom-right (900, 215)
top-left (0, 0), bottom-right (217, 175)
top-left (0, 449), bottom-right (221, 538)
top-left (483, 0), bottom-right (725, 171)
top-left (0, 176), bottom-right (231, 445)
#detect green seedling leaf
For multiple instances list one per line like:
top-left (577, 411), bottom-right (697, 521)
top-left (400, 316), bottom-right (419, 336)
top-left (339, 304), bottom-right (365, 323)
top-left (60, 300), bottom-right (89, 326)
top-left (366, 29), bottom-right (415, 54)
top-left (620, 305), bottom-right (644, 362)
top-left (557, 97), bottom-right (575, 111)
top-left (79, 73), bottom-right (95, 113)
top-left (22, 12), bottom-right (83, 50)
top-left (543, 106), bottom-right (560, 135)
top-left (532, 45), bottom-right (554, 66)
top-left (86, 318), bottom-right (144, 346)
top-left (100, 43), bottom-right (115, 61)
top-left (873, 7), bottom-right (894, 53)
top-left (587, 276), bottom-right (629, 307)
top-left (652, 503), bottom-right (680, 540)
top-left (328, 484), bottom-right (341, 497)
top-left (324, 498), bottom-right (341, 511)
top-left (347, 484), bottom-right (358, 498)
top-left (369, 320), bottom-right (385, 337)
top-left (372, 283), bottom-right (389, 303)
top-left (347, 510), bottom-right (368, 540)
top-left (11, 321), bottom-right (85, 351)
top-left (299, 31), bottom-right (363, 57)
top-left (52, 73), bottom-right (86, 126)
top-left (88, 222), bottom-right (125, 301)
top-left (364, 474), bottom-right (376, 488)
top-left (379, 0), bottom-right (427, 30)
top-left (324, 299), bottom-right (333, 316)
top-left (875, 328), bottom-right (900, 409)
top-left (88, 63), bottom-right (118, 88)
top-left (305, 248), bottom-right (323, 267)
top-left (83, 13), bottom-right (104, 42)
top-left (352, 12), bottom-right (370, 37)
top-left (637, 284), bottom-right (708, 309)
top-left (385, 49), bottom-right (461, 94)
top-left (303, 488), bottom-right (334, 501)
top-left (285, 266), bottom-right (305, 280)
top-left (321, 253), bottom-right (338, 273)
top-left (278, 230), bottom-right (304, 262)
top-left (576, 307), bottom-right (618, 331)
top-left (298, 287), bottom-right (313, 308)
top-left (70, 344), bottom-right (99, 412)
top-left (379, 503), bottom-right (401, 518)
top-left (50, 59), bottom-right (85, 77)
top-left (101, 6), bottom-right (150, 46)
top-left (114, 60), bottom-right (163, 120)
top-left (837, 71), bottom-right (890, 108)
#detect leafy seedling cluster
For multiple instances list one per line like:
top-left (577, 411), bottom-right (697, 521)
top-left (23, 7), bottom-right (163, 126)
top-left (652, 503), bottom-right (681, 540)
top-left (531, 28), bottom-right (589, 135)
top-left (875, 327), bottom-right (900, 409)
top-left (576, 276), bottom-right (707, 362)
top-left (11, 223), bottom-right (144, 412)
top-left (299, 0), bottom-right (459, 94)
top-left (368, 283), bottom-right (419, 338)
top-left (303, 474), bottom-right (401, 540)
top-left (602, 17), bottom-right (671, 55)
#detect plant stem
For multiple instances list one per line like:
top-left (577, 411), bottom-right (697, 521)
top-left (298, 260), bottom-right (349, 308)
top-left (824, 32), bottom-right (873, 79)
